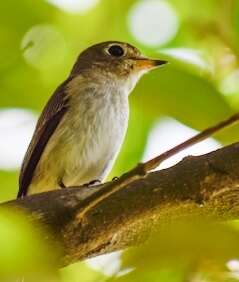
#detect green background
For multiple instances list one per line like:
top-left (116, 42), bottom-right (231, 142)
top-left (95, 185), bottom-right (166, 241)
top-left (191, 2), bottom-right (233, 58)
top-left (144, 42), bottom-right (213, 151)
top-left (1, 0), bottom-right (239, 281)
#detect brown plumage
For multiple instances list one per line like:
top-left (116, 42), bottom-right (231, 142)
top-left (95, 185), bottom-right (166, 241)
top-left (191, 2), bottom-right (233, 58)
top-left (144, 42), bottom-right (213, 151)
top-left (18, 41), bottom-right (167, 198)
top-left (18, 78), bottom-right (71, 197)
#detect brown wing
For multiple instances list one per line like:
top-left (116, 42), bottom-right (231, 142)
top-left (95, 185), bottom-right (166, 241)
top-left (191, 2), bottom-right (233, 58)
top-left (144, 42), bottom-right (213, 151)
top-left (18, 77), bottom-right (72, 198)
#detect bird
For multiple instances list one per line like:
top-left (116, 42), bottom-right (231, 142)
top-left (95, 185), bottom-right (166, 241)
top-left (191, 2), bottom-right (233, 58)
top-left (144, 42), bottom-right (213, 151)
top-left (17, 41), bottom-right (167, 198)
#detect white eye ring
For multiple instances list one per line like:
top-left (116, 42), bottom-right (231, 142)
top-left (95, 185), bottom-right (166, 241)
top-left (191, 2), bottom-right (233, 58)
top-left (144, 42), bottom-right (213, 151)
top-left (106, 44), bottom-right (125, 57)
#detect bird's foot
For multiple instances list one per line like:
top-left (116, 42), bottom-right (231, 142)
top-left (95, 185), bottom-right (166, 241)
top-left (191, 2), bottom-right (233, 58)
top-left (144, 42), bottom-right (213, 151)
top-left (84, 179), bottom-right (101, 187)
top-left (112, 176), bottom-right (119, 181)
top-left (58, 178), bottom-right (66, 189)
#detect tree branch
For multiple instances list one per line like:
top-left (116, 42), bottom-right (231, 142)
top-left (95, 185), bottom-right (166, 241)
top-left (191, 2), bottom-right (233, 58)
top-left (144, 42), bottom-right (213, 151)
top-left (3, 143), bottom-right (239, 267)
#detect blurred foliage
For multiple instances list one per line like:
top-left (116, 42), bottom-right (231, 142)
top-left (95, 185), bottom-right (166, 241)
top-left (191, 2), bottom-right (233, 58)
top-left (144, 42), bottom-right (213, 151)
top-left (0, 208), bottom-right (60, 281)
top-left (60, 262), bottom-right (106, 282)
top-left (1, 0), bottom-right (239, 281)
top-left (109, 221), bottom-right (239, 282)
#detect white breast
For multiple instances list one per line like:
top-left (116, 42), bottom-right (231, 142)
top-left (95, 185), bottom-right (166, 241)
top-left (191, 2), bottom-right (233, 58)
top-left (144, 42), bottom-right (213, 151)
top-left (61, 76), bottom-right (130, 186)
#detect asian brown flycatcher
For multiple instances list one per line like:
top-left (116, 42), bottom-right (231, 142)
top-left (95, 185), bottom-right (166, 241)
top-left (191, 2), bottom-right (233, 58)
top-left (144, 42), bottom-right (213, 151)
top-left (18, 41), bottom-right (167, 197)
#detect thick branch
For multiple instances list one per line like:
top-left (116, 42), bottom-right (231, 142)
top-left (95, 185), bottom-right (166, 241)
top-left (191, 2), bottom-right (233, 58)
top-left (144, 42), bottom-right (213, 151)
top-left (3, 143), bottom-right (239, 266)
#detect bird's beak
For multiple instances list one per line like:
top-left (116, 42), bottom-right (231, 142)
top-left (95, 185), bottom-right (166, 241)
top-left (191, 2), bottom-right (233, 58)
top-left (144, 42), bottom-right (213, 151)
top-left (134, 57), bottom-right (168, 71)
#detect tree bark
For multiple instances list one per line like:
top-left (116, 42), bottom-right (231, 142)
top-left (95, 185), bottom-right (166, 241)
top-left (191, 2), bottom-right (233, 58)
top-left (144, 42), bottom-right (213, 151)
top-left (3, 143), bottom-right (239, 267)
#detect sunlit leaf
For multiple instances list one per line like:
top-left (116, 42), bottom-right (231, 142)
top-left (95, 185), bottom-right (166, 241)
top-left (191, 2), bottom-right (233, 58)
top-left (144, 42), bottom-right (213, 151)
top-left (0, 208), bottom-right (60, 281)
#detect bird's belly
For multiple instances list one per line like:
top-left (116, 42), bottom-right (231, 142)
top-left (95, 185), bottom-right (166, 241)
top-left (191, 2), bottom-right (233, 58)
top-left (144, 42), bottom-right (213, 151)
top-left (64, 105), bottom-right (128, 186)
top-left (28, 99), bottom-right (129, 194)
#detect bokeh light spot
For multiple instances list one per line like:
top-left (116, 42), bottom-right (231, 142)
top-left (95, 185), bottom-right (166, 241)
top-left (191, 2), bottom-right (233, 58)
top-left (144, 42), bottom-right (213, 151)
top-left (227, 259), bottom-right (239, 272)
top-left (0, 109), bottom-right (37, 170)
top-left (86, 252), bottom-right (122, 276)
top-left (143, 118), bottom-right (221, 169)
top-left (220, 69), bottom-right (239, 97)
top-left (21, 24), bottom-right (67, 70)
top-left (46, 0), bottom-right (99, 13)
top-left (128, 0), bottom-right (179, 47)
top-left (160, 48), bottom-right (212, 72)
top-left (219, 69), bottom-right (239, 106)
top-left (227, 260), bottom-right (239, 279)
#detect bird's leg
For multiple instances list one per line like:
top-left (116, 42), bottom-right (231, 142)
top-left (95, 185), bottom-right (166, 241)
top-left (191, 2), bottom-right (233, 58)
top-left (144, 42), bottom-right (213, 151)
top-left (58, 178), bottom-right (66, 189)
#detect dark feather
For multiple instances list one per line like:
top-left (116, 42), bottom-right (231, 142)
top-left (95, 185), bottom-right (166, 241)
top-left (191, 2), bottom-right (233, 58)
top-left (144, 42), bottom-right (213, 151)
top-left (18, 77), bottom-right (72, 198)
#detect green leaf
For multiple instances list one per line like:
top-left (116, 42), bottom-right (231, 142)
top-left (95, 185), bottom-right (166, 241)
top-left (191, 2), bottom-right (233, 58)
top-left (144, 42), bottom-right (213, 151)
top-left (0, 208), bottom-right (60, 280)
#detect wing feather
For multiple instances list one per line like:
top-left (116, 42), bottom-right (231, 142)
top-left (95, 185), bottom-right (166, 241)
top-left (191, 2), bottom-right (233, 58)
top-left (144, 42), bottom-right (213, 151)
top-left (18, 78), bottom-right (72, 198)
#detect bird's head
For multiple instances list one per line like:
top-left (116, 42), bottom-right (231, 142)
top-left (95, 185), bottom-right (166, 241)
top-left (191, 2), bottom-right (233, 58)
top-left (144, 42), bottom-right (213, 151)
top-left (71, 41), bottom-right (167, 92)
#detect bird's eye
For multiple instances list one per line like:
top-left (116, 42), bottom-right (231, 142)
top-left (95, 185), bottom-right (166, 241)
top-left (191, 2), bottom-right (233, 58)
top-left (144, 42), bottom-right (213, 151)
top-left (107, 45), bottom-right (125, 57)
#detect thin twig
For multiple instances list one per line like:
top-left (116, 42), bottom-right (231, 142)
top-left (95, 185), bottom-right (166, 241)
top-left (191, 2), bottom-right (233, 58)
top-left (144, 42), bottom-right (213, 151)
top-left (76, 112), bottom-right (239, 221)
top-left (143, 112), bottom-right (239, 171)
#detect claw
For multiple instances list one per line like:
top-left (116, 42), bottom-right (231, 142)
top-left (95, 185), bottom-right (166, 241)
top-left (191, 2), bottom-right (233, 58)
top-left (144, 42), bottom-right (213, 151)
top-left (58, 178), bottom-right (66, 189)
top-left (84, 179), bottom-right (101, 187)
top-left (112, 176), bottom-right (119, 181)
